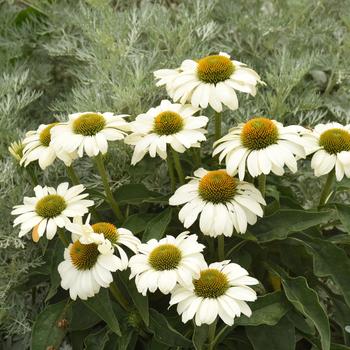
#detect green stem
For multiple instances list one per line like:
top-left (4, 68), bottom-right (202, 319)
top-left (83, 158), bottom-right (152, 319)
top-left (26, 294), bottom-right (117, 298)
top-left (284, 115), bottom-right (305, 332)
top-left (214, 112), bottom-right (222, 141)
top-left (58, 229), bottom-right (69, 247)
top-left (66, 165), bottom-right (80, 186)
top-left (258, 174), bottom-right (266, 198)
top-left (171, 148), bottom-right (185, 185)
top-left (192, 148), bottom-right (201, 169)
top-left (207, 319), bottom-right (217, 350)
top-left (25, 166), bottom-right (38, 186)
top-left (109, 281), bottom-right (130, 311)
top-left (94, 154), bottom-right (124, 222)
top-left (218, 236), bottom-right (225, 261)
top-left (318, 170), bottom-right (335, 207)
top-left (167, 150), bottom-right (176, 192)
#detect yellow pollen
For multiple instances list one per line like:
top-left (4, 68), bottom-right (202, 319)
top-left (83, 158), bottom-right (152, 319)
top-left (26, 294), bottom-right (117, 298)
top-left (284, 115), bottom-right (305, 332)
top-left (72, 113), bottom-right (106, 136)
top-left (198, 170), bottom-right (237, 203)
top-left (153, 111), bottom-right (184, 135)
top-left (197, 55), bottom-right (234, 84)
top-left (70, 240), bottom-right (99, 270)
top-left (148, 244), bottom-right (182, 271)
top-left (319, 128), bottom-right (350, 154)
top-left (35, 194), bottom-right (66, 218)
top-left (39, 123), bottom-right (59, 147)
top-left (241, 117), bottom-right (279, 150)
top-left (194, 269), bottom-right (229, 298)
top-left (92, 222), bottom-right (119, 244)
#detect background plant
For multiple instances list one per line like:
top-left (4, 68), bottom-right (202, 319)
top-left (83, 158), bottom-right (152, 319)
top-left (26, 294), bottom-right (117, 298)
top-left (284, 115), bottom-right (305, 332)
top-left (1, 0), bottom-right (350, 349)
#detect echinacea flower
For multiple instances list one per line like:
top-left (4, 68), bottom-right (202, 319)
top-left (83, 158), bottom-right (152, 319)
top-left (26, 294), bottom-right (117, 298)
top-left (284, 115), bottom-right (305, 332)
top-left (58, 233), bottom-right (122, 300)
top-left (21, 123), bottom-right (77, 169)
top-left (154, 52), bottom-right (264, 112)
top-left (12, 183), bottom-right (93, 241)
top-left (66, 215), bottom-right (140, 270)
top-left (213, 117), bottom-right (306, 179)
top-left (169, 168), bottom-right (265, 236)
top-left (301, 122), bottom-right (350, 181)
top-left (8, 140), bottom-right (24, 163)
top-left (129, 232), bottom-right (206, 295)
top-left (51, 112), bottom-right (130, 158)
top-left (124, 100), bottom-right (208, 165)
top-left (170, 260), bottom-right (258, 326)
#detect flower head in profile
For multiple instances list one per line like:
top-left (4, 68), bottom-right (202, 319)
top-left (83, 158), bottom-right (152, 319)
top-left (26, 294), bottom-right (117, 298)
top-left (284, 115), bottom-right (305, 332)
top-left (67, 215), bottom-right (141, 270)
top-left (170, 260), bottom-right (258, 326)
top-left (302, 122), bottom-right (350, 181)
top-left (8, 140), bottom-right (24, 163)
top-left (213, 117), bottom-right (306, 179)
top-left (11, 183), bottom-right (93, 241)
top-left (129, 232), bottom-right (206, 295)
top-left (58, 233), bottom-right (122, 300)
top-left (169, 168), bottom-right (265, 237)
top-left (154, 52), bottom-right (264, 112)
top-left (124, 100), bottom-right (208, 165)
top-left (20, 123), bottom-right (77, 169)
top-left (51, 112), bottom-right (130, 158)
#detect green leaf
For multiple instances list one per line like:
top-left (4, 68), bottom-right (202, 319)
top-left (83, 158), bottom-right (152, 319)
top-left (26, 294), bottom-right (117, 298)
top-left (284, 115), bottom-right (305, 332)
top-left (246, 316), bottom-right (295, 350)
top-left (115, 184), bottom-right (163, 205)
top-left (31, 300), bottom-right (72, 350)
top-left (69, 300), bottom-right (101, 331)
top-left (335, 203), bottom-right (350, 233)
top-left (251, 209), bottom-right (334, 242)
top-left (83, 289), bottom-right (121, 335)
top-left (236, 291), bottom-right (290, 326)
top-left (84, 326), bottom-right (110, 350)
top-left (333, 297), bottom-right (350, 345)
top-left (143, 208), bottom-right (172, 241)
top-left (273, 268), bottom-right (330, 350)
top-left (46, 239), bottom-right (64, 301)
top-left (149, 309), bottom-right (192, 348)
top-left (192, 324), bottom-right (208, 350)
top-left (119, 271), bottom-right (149, 326)
top-left (122, 213), bottom-right (156, 234)
top-left (292, 234), bottom-right (350, 307)
top-left (105, 331), bottom-right (137, 350)
top-left (331, 344), bottom-right (350, 350)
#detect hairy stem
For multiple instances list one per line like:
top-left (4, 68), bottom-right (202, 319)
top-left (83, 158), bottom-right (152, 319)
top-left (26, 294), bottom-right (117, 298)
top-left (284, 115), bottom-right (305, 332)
top-left (167, 150), bottom-right (176, 191)
top-left (218, 236), bottom-right (225, 261)
top-left (109, 281), bottom-right (130, 311)
top-left (171, 148), bottom-right (185, 185)
top-left (214, 112), bottom-right (222, 141)
top-left (318, 170), bottom-right (335, 207)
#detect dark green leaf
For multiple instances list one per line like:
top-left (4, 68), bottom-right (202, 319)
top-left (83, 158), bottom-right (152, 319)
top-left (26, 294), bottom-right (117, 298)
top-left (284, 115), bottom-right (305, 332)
top-left (46, 239), bottom-right (64, 301)
top-left (331, 344), bottom-right (350, 350)
top-left (149, 309), bottom-right (192, 348)
top-left (236, 291), bottom-right (290, 326)
top-left (143, 208), bottom-right (172, 241)
top-left (69, 300), bottom-right (101, 331)
top-left (83, 289), bottom-right (121, 335)
top-left (115, 184), bottom-right (163, 205)
top-left (119, 271), bottom-right (149, 326)
top-left (251, 209), bottom-right (334, 242)
top-left (192, 324), bottom-right (208, 350)
top-left (122, 213), bottom-right (156, 234)
top-left (273, 268), bottom-right (330, 350)
top-left (292, 234), bottom-right (350, 307)
top-left (335, 203), bottom-right (350, 233)
top-left (31, 300), bottom-right (72, 350)
top-left (84, 326), bottom-right (110, 350)
top-left (105, 331), bottom-right (137, 350)
top-left (246, 316), bottom-right (295, 350)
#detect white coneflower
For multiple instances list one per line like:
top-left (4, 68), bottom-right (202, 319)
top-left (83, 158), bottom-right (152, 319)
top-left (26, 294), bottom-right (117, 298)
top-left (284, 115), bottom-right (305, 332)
top-left (154, 52), bottom-right (264, 112)
top-left (8, 140), bottom-right (24, 163)
top-left (50, 112), bottom-right (130, 158)
top-left (169, 168), bottom-right (265, 236)
top-left (11, 183), bottom-right (93, 241)
top-left (20, 123), bottom-right (77, 169)
top-left (58, 234), bottom-right (122, 300)
top-left (124, 100), bottom-right (208, 165)
top-left (213, 117), bottom-right (306, 179)
top-left (302, 122), bottom-right (350, 181)
top-left (129, 232), bottom-right (206, 295)
top-left (66, 216), bottom-right (140, 270)
top-left (170, 260), bottom-right (258, 326)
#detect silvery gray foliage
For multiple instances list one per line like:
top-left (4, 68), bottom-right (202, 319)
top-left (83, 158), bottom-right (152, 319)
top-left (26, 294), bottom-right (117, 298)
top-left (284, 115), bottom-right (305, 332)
top-left (0, 0), bottom-right (349, 348)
